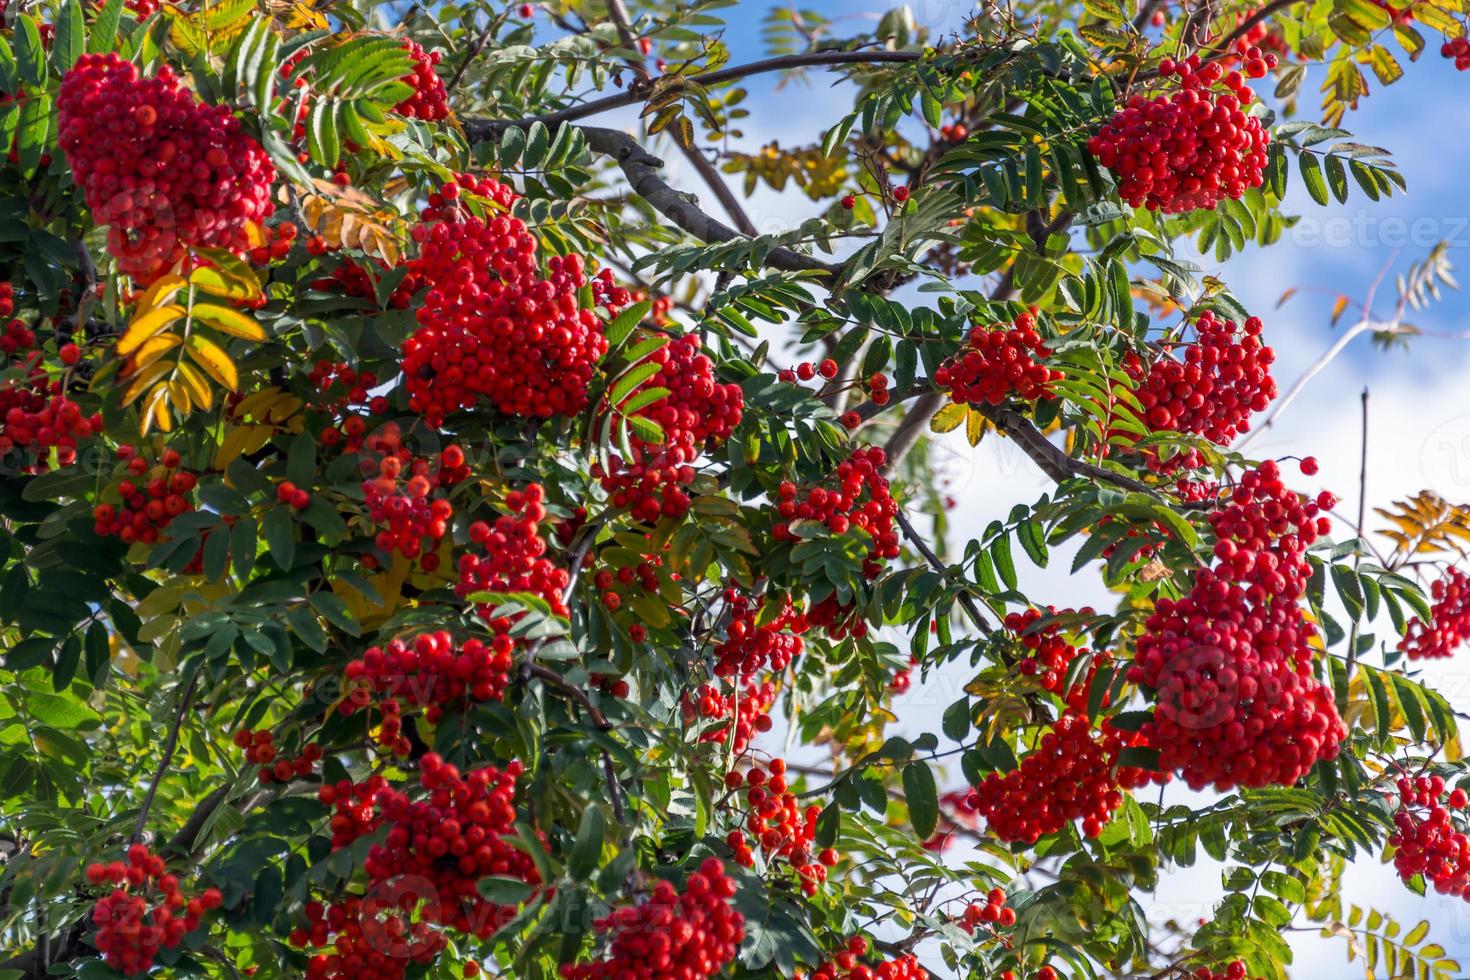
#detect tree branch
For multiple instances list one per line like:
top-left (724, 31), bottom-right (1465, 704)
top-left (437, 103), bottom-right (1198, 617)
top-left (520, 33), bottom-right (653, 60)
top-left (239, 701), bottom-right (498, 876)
top-left (894, 508), bottom-right (994, 635)
top-left (492, 50), bottom-right (924, 130)
top-left (132, 665), bottom-right (203, 844)
top-left (463, 121), bottom-right (843, 279)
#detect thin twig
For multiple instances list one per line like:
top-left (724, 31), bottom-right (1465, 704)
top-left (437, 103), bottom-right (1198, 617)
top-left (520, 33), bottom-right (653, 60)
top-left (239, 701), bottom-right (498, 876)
top-left (895, 508), bottom-right (994, 635)
top-left (131, 665), bottom-right (203, 843)
top-left (445, 17), bottom-right (498, 93)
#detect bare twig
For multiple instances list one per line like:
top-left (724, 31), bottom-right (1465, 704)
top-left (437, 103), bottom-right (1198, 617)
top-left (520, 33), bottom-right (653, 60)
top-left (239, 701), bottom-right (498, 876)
top-left (131, 665), bottom-right (203, 844)
top-left (895, 508), bottom-right (994, 635)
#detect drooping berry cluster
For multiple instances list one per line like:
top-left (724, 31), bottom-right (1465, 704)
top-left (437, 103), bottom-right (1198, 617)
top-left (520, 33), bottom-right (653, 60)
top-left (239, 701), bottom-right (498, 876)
top-left (1130, 462), bottom-right (1346, 790)
top-left (306, 359), bottom-right (384, 414)
top-left (595, 333), bottom-right (744, 523)
top-left (1087, 53), bottom-right (1274, 214)
top-left (393, 40), bottom-right (449, 120)
top-left (85, 844), bottom-right (222, 976)
top-left (324, 755), bottom-right (540, 940)
top-left (231, 727), bottom-right (322, 784)
top-left (592, 542), bottom-right (677, 621)
top-left (1005, 606), bottom-right (1093, 693)
top-left (558, 858), bottom-right (744, 980)
top-left (1127, 311), bottom-right (1276, 462)
top-left (773, 447), bottom-right (900, 638)
top-left (0, 317), bottom-right (102, 470)
top-left (291, 895), bottom-right (445, 980)
top-left (1388, 773), bottom-right (1470, 898)
top-left (933, 310), bottom-right (1062, 406)
top-left (713, 591), bottom-right (807, 681)
top-left (1443, 37), bottom-right (1470, 70)
top-left (724, 758), bottom-right (832, 894)
top-left (92, 447), bottom-right (197, 544)
top-left (682, 679), bottom-right (775, 755)
top-left (342, 631), bottom-right (514, 755)
top-left (957, 887), bottom-right (1015, 933)
top-left (275, 479), bottom-right (311, 510)
top-left (402, 177), bottom-right (614, 421)
top-left (246, 221), bottom-right (297, 266)
top-left (457, 483), bottom-right (570, 627)
top-left (311, 259), bottom-right (423, 311)
top-left (967, 711), bottom-right (1158, 842)
top-left (352, 425), bottom-right (466, 572)
top-left (57, 54), bottom-right (275, 280)
top-left (798, 937), bottom-right (929, 980)
top-left (1399, 567), bottom-right (1470, 660)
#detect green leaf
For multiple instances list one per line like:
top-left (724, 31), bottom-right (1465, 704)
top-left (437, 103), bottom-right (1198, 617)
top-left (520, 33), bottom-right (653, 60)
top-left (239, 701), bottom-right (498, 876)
top-left (902, 762), bottom-right (938, 839)
top-left (568, 804), bottom-right (606, 878)
top-left (89, 0), bottom-right (126, 54)
top-left (52, 0), bottom-right (85, 73)
top-left (261, 506), bottom-right (296, 571)
top-left (13, 16), bottom-right (44, 86)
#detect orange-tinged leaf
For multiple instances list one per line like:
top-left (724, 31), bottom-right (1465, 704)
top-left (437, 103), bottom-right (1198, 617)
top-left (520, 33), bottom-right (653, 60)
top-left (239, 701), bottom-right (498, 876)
top-left (1331, 295), bottom-right (1350, 325)
top-left (131, 332), bottom-right (183, 370)
top-left (192, 303), bottom-right (267, 342)
top-left (117, 304), bottom-right (187, 356)
top-left (121, 361), bottom-right (173, 406)
top-left (176, 361), bottom-right (214, 411)
top-left (186, 334), bottom-right (239, 389)
top-left (134, 274), bottom-right (188, 314)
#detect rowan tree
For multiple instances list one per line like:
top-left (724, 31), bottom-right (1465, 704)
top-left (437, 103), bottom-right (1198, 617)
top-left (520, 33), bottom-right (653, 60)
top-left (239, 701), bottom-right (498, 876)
top-left (0, 0), bottom-right (1466, 977)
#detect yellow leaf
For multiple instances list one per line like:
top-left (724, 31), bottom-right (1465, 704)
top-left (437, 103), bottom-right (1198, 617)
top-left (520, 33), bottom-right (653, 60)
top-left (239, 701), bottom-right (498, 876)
top-left (234, 386), bottom-right (284, 420)
top-left (212, 424), bottom-right (256, 470)
top-left (166, 379), bottom-right (192, 417)
top-left (134, 274), bottom-right (188, 314)
top-left (176, 361), bottom-right (214, 411)
top-left (140, 384), bottom-right (173, 435)
top-left (189, 264), bottom-right (260, 302)
top-left (118, 305), bottom-right (187, 356)
top-left (965, 407), bottom-right (988, 447)
top-left (192, 303), bottom-right (267, 342)
top-left (122, 361), bottom-right (173, 406)
top-left (1330, 295), bottom-right (1350, 325)
top-left (186, 334), bottom-right (240, 389)
top-left (929, 402), bottom-right (967, 434)
top-left (131, 332), bottom-right (183, 370)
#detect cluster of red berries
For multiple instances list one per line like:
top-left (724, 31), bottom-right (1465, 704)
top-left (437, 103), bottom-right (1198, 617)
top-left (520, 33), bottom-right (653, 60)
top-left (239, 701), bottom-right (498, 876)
top-left (968, 711), bottom-right (1158, 842)
top-left (1192, 963), bottom-right (1256, 980)
top-left (1005, 606), bottom-right (1092, 693)
top-left (323, 756), bottom-right (540, 940)
top-left (682, 679), bottom-right (775, 754)
top-left (402, 175), bottom-right (616, 421)
top-left (57, 54), bottom-right (275, 281)
top-left (713, 592), bottom-right (807, 681)
top-left (778, 358), bottom-right (839, 384)
top-left (276, 479), bottom-right (311, 510)
top-left (292, 895), bottom-right (444, 980)
top-left (725, 758), bottom-right (833, 894)
top-left (798, 937), bottom-right (929, 980)
top-left (361, 450), bottom-right (457, 571)
top-left (1130, 461), bottom-right (1345, 790)
top-left (592, 544), bottom-right (675, 616)
top-left (312, 259), bottom-right (423, 311)
top-left (393, 40), bottom-right (449, 120)
top-left (1388, 773), bottom-right (1470, 897)
top-left (1442, 37), bottom-right (1470, 69)
top-left (933, 311), bottom-right (1062, 407)
top-left (307, 360), bottom-right (385, 415)
top-left (232, 728), bottom-right (322, 784)
top-left (772, 448), bottom-right (900, 638)
top-left (1399, 567), bottom-right (1470, 660)
top-left (558, 858), bottom-right (744, 980)
top-left (0, 318), bottom-right (102, 469)
top-left (246, 221), bottom-right (298, 266)
top-left (595, 333), bottom-right (744, 523)
top-left (940, 121), bottom-right (970, 142)
top-left (92, 447), bottom-right (197, 544)
top-left (1087, 53), bottom-right (1274, 214)
top-left (342, 631), bottom-right (514, 754)
top-left (888, 654), bottom-right (918, 694)
top-left (457, 483), bottom-right (570, 625)
top-left (957, 887), bottom-right (1015, 933)
top-left (1127, 311), bottom-right (1276, 462)
top-left (86, 844), bottom-right (222, 975)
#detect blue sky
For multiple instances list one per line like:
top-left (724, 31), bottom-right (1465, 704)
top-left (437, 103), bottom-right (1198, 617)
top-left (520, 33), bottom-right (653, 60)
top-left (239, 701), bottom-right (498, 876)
top-left (547, 1), bottom-right (1470, 972)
